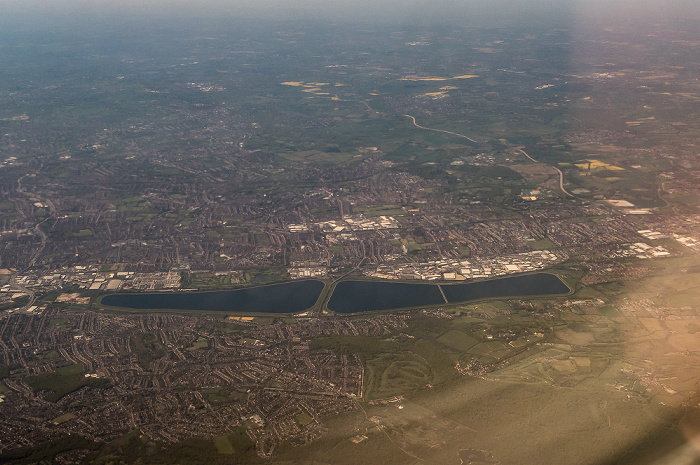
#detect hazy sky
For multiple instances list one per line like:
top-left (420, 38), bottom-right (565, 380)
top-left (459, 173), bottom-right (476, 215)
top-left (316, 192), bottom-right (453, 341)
top-left (1, 0), bottom-right (698, 24)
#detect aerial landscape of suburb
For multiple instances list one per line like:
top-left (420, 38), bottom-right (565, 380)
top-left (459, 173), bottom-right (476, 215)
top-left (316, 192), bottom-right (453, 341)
top-left (2, 1), bottom-right (700, 464)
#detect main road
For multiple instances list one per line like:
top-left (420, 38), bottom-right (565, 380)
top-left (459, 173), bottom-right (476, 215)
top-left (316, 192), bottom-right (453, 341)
top-left (516, 147), bottom-right (574, 197)
top-left (402, 116), bottom-right (573, 198)
top-left (404, 114), bottom-right (478, 144)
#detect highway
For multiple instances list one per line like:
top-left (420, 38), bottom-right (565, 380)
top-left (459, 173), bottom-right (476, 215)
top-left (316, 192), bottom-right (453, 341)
top-left (516, 147), bottom-right (574, 197)
top-left (404, 114), bottom-right (478, 144)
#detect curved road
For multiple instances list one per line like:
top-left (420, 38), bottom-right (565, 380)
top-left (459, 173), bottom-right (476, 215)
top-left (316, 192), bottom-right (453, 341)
top-left (516, 147), bottom-right (574, 197)
top-left (404, 114), bottom-right (478, 144)
top-left (659, 181), bottom-right (681, 215)
top-left (10, 171), bottom-right (54, 311)
top-left (401, 116), bottom-right (573, 198)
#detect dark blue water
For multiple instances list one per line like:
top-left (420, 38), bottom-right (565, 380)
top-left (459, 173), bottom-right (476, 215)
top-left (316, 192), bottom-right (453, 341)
top-left (101, 279), bottom-right (324, 313)
top-left (441, 273), bottom-right (570, 303)
top-left (327, 280), bottom-right (446, 313)
top-left (327, 273), bottom-right (569, 313)
top-left (102, 273), bottom-right (570, 315)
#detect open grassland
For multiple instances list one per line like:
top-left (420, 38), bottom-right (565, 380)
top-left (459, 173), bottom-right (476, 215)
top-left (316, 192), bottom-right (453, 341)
top-left (272, 377), bottom-right (685, 465)
top-left (25, 364), bottom-right (110, 403)
top-left (437, 330), bottom-right (479, 352)
top-left (295, 252), bottom-right (700, 465)
top-left (212, 435), bottom-right (235, 455)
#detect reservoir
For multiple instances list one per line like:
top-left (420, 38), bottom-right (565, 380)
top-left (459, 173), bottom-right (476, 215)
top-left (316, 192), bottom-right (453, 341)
top-left (328, 273), bottom-right (570, 313)
top-left (101, 279), bottom-right (324, 313)
top-left (326, 281), bottom-right (446, 314)
top-left (101, 273), bottom-right (570, 314)
top-left (440, 273), bottom-right (570, 304)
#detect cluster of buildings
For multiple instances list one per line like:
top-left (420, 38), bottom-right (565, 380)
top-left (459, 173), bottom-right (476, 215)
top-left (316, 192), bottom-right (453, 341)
top-left (366, 250), bottom-right (566, 281)
top-left (0, 308), bottom-right (410, 457)
top-left (617, 243), bottom-right (671, 259)
top-left (638, 228), bottom-right (700, 252)
top-left (0, 156), bottom-right (21, 170)
top-left (288, 214), bottom-right (400, 234)
top-left (7, 267), bottom-right (181, 293)
top-left (288, 267), bottom-right (328, 279)
top-left (674, 234), bottom-right (700, 252)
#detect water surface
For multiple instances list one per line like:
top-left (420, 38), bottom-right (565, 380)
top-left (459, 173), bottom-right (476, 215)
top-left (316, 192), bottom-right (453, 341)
top-left (101, 279), bottom-right (324, 313)
top-left (441, 273), bottom-right (570, 303)
top-left (327, 280), bottom-right (446, 313)
top-left (327, 273), bottom-right (569, 314)
top-left (102, 273), bottom-right (570, 315)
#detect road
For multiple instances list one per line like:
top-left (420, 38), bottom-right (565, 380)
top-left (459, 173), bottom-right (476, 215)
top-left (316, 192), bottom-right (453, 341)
top-left (659, 181), bottom-right (681, 215)
top-left (314, 258), bottom-right (367, 316)
top-left (9, 275), bottom-right (37, 311)
top-left (516, 147), bottom-right (574, 197)
top-left (8, 171), bottom-right (55, 311)
top-left (404, 114), bottom-right (478, 144)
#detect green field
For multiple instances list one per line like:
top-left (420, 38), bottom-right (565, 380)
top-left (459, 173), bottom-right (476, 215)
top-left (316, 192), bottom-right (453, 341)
top-left (351, 204), bottom-right (406, 217)
top-left (72, 229), bottom-right (93, 237)
top-left (187, 337), bottom-right (209, 350)
top-left (526, 238), bottom-right (558, 250)
top-left (437, 330), bottom-right (480, 351)
top-left (295, 412), bottom-right (314, 426)
top-left (212, 435), bottom-right (235, 455)
top-left (51, 413), bottom-right (77, 425)
top-left (25, 364), bottom-right (110, 402)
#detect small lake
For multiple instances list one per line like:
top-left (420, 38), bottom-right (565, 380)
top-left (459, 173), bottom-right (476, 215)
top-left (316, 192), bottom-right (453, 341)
top-left (101, 279), bottom-right (324, 313)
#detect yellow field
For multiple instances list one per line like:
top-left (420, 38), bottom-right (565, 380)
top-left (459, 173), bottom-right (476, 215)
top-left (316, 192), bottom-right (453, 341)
top-left (626, 116), bottom-right (655, 126)
top-left (282, 81), bottom-right (338, 97)
top-left (574, 159), bottom-right (625, 171)
top-left (423, 91), bottom-right (448, 98)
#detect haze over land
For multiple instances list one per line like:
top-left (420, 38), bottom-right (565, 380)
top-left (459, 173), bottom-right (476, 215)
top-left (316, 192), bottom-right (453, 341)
top-left (1, 0), bottom-right (699, 23)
